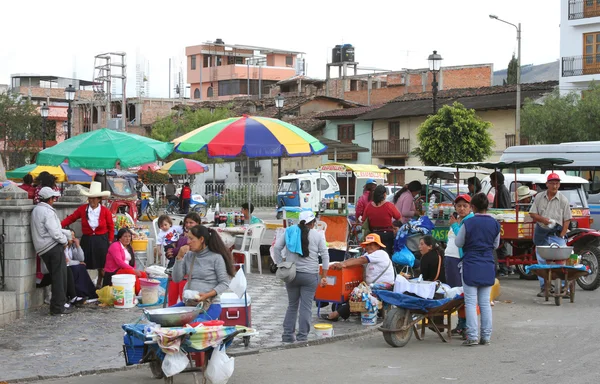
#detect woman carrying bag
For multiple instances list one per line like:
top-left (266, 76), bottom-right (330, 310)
top-left (273, 211), bottom-right (329, 343)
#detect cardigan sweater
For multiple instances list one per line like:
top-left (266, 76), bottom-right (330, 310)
top-left (62, 204), bottom-right (115, 242)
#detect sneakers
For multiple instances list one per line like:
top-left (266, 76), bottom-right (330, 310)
top-left (462, 339), bottom-right (479, 346)
top-left (479, 339), bottom-right (491, 346)
top-left (50, 305), bottom-right (75, 316)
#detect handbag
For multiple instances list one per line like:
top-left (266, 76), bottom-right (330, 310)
top-left (276, 261), bottom-right (296, 283)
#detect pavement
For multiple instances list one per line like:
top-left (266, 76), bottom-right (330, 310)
top-left (0, 272), bottom-right (376, 382)
top-left (13, 276), bottom-right (600, 384)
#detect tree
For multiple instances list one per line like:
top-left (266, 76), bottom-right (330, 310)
top-left (506, 54), bottom-right (518, 85)
top-left (413, 102), bottom-right (494, 166)
top-left (0, 92), bottom-right (43, 170)
top-left (150, 107), bottom-right (231, 163)
top-left (521, 83), bottom-right (600, 144)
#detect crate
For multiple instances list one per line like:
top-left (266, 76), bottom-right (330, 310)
top-left (500, 222), bottom-right (534, 240)
top-left (123, 334), bottom-right (145, 365)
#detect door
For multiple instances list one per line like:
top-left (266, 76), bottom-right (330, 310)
top-left (584, 0), bottom-right (600, 18)
top-left (278, 179), bottom-right (300, 208)
top-left (299, 179), bottom-right (312, 209)
top-left (583, 32), bottom-right (600, 75)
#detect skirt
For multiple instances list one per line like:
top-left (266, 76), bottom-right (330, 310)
top-left (81, 233), bottom-right (109, 270)
top-left (69, 264), bottom-right (98, 299)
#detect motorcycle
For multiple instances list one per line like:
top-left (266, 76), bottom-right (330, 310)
top-left (566, 228), bottom-right (600, 291)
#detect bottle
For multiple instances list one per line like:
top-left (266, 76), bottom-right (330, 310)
top-left (329, 197), bottom-right (334, 210)
top-left (341, 197), bottom-right (346, 212)
top-left (234, 212), bottom-right (240, 226)
top-left (427, 194), bottom-right (436, 219)
top-left (214, 211), bottom-right (220, 226)
top-left (334, 196), bottom-right (339, 210)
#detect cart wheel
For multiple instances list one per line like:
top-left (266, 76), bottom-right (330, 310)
top-left (192, 204), bottom-right (207, 218)
top-left (163, 377), bottom-right (173, 384)
top-left (243, 336), bottom-right (251, 347)
top-left (576, 245), bottom-right (600, 291)
top-left (382, 307), bottom-right (413, 348)
top-left (516, 265), bottom-right (538, 280)
top-left (149, 359), bottom-right (164, 379)
top-left (146, 205), bottom-right (158, 221)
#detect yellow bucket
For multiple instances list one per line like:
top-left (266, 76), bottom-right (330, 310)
top-left (131, 239), bottom-right (148, 252)
top-left (313, 323), bottom-right (333, 338)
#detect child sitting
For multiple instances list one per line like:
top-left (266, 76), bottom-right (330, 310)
top-left (156, 214), bottom-right (183, 267)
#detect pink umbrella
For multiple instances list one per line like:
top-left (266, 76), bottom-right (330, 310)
top-left (130, 162), bottom-right (161, 172)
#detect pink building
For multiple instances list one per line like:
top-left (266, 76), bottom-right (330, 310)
top-left (186, 39), bottom-right (305, 100)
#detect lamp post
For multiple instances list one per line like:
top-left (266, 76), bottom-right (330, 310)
top-left (64, 84), bottom-right (76, 139)
top-left (40, 103), bottom-right (49, 149)
top-left (427, 50), bottom-right (443, 114)
top-left (490, 14), bottom-right (521, 146)
top-left (275, 93), bottom-right (285, 180)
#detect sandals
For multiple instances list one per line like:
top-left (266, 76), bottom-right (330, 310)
top-left (320, 314), bottom-right (339, 322)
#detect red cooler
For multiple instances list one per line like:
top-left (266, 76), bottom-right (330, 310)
top-left (220, 292), bottom-right (252, 327)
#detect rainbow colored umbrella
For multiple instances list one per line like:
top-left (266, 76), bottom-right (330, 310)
top-left (6, 163), bottom-right (95, 183)
top-left (158, 159), bottom-right (209, 175)
top-left (172, 115), bottom-right (327, 158)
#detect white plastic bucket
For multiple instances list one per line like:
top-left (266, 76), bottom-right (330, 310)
top-left (361, 310), bottom-right (377, 326)
top-left (313, 323), bottom-right (334, 338)
top-left (112, 274), bottom-right (136, 309)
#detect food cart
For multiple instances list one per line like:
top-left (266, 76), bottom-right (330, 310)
top-left (443, 158), bottom-right (600, 288)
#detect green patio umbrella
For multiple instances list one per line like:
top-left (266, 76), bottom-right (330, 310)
top-left (36, 128), bottom-right (174, 169)
top-left (5, 164), bottom-right (37, 180)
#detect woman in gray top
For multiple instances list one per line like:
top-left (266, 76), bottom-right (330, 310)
top-left (172, 225), bottom-right (235, 319)
top-left (274, 211), bottom-right (329, 343)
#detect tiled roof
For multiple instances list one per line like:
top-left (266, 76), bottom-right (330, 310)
top-left (315, 104), bottom-right (385, 120)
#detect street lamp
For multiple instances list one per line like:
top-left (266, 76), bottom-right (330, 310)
top-left (428, 50), bottom-right (443, 114)
top-left (274, 93), bottom-right (285, 179)
top-left (490, 14), bottom-right (521, 146)
top-left (40, 103), bottom-right (49, 149)
top-left (64, 84), bottom-right (76, 139)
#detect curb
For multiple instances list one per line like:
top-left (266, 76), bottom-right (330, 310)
top-left (6, 327), bottom-right (381, 383)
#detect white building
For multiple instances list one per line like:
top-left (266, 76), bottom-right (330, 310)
top-left (560, 0), bottom-right (600, 94)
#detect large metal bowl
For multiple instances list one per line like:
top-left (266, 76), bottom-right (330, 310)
top-left (536, 244), bottom-right (574, 261)
top-left (143, 307), bottom-right (202, 327)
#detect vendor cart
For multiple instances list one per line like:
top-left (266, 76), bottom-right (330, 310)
top-left (374, 290), bottom-right (464, 348)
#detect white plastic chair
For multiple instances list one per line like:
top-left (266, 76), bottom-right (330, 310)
top-left (232, 223), bottom-right (266, 274)
top-left (152, 218), bottom-right (167, 267)
top-left (316, 220), bottom-right (328, 233)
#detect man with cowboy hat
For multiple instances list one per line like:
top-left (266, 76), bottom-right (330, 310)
top-left (62, 181), bottom-right (114, 289)
top-left (321, 233), bottom-right (394, 322)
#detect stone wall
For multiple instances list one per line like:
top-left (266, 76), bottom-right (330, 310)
top-left (0, 185), bottom-right (86, 325)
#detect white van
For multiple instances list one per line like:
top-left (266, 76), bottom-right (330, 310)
top-left (277, 172), bottom-right (340, 215)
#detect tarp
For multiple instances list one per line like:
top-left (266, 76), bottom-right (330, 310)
top-left (374, 290), bottom-right (459, 312)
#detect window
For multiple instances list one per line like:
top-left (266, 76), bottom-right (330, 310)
top-left (286, 56), bottom-right (294, 66)
top-left (207, 86), bottom-right (213, 98)
top-left (583, 32), bottom-right (600, 72)
top-left (317, 178), bottom-right (330, 191)
top-left (191, 55), bottom-right (196, 70)
top-left (389, 121), bottom-right (400, 139)
top-left (227, 56), bottom-right (235, 65)
top-left (300, 180), bottom-right (311, 193)
top-left (193, 88), bottom-right (200, 99)
top-left (203, 55), bottom-right (211, 68)
top-left (279, 180), bottom-right (298, 192)
top-left (337, 124), bottom-right (355, 143)
top-left (216, 56), bottom-right (222, 66)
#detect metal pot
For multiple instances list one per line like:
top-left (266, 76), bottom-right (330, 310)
top-left (143, 307), bottom-right (202, 327)
top-left (536, 244), bottom-right (574, 261)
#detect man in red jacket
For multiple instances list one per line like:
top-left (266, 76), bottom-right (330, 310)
top-left (180, 182), bottom-right (192, 214)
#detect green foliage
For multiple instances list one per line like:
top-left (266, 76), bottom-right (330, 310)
top-left (150, 107), bottom-right (231, 163)
top-left (521, 84), bottom-right (600, 144)
top-left (413, 102), bottom-right (494, 166)
top-left (0, 92), bottom-right (43, 168)
top-left (138, 169), bottom-right (168, 184)
top-left (506, 54), bottom-right (518, 85)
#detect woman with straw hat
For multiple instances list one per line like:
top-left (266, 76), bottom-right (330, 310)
top-left (62, 181), bottom-right (114, 289)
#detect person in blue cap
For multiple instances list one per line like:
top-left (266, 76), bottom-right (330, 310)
top-left (356, 178), bottom-right (377, 222)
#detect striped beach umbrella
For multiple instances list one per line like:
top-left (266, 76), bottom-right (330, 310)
top-left (159, 159), bottom-right (209, 175)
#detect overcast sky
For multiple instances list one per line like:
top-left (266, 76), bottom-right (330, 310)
top-left (0, 0), bottom-right (559, 98)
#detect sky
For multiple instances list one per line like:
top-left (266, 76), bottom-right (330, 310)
top-left (0, 0), bottom-right (560, 98)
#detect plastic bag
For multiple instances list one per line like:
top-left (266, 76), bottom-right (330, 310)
top-left (96, 286), bottom-right (114, 306)
top-left (162, 350), bottom-right (189, 377)
top-left (391, 245), bottom-right (415, 267)
top-left (205, 344), bottom-right (235, 384)
top-left (229, 268), bottom-right (247, 299)
top-left (183, 289), bottom-right (201, 301)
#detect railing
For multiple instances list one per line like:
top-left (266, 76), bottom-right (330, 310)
top-left (562, 55), bottom-right (600, 77)
top-left (145, 182), bottom-right (278, 209)
top-left (372, 138), bottom-right (410, 157)
top-left (505, 134), bottom-right (529, 148)
top-left (568, 0), bottom-right (600, 20)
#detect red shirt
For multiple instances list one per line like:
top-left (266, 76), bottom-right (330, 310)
top-left (19, 184), bottom-right (36, 200)
top-left (363, 202), bottom-right (401, 230)
top-left (62, 204), bottom-right (115, 242)
top-left (181, 186), bottom-right (192, 199)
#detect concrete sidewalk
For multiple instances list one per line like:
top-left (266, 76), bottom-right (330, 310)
top-left (0, 273), bottom-right (376, 382)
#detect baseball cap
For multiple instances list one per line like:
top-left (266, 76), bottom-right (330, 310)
top-left (360, 233), bottom-right (387, 248)
top-left (547, 173), bottom-right (561, 182)
top-left (365, 178), bottom-right (377, 186)
top-left (38, 187), bottom-right (61, 200)
top-left (454, 194), bottom-right (471, 204)
top-left (299, 211), bottom-right (316, 224)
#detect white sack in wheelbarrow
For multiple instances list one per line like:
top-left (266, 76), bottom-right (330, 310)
top-left (162, 350), bottom-right (189, 377)
top-left (205, 344), bottom-right (235, 384)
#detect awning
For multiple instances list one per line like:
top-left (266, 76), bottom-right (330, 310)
top-left (318, 162), bottom-right (390, 178)
top-left (440, 158), bottom-right (574, 170)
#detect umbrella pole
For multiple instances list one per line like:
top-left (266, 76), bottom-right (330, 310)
top-left (213, 162), bottom-right (216, 210)
top-left (240, 157), bottom-right (244, 213)
top-left (247, 156), bottom-right (251, 222)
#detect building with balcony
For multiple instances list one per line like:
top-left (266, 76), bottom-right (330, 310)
top-left (186, 39), bottom-right (305, 101)
top-left (560, 0), bottom-right (600, 94)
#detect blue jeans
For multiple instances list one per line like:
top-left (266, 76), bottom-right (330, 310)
top-left (462, 280), bottom-right (492, 341)
top-left (536, 235), bottom-right (566, 289)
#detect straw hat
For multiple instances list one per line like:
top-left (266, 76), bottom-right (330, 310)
top-left (517, 185), bottom-right (536, 201)
top-left (81, 181), bottom-right (111, 198)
